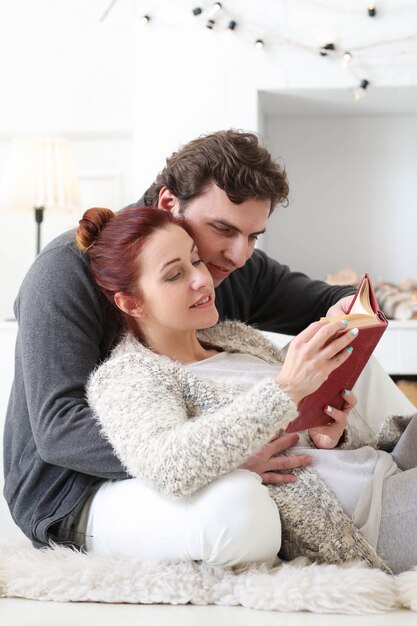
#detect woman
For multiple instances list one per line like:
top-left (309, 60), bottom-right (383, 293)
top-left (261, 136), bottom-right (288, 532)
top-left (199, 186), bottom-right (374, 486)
top-left (76, 206), bottom-right (415, 574)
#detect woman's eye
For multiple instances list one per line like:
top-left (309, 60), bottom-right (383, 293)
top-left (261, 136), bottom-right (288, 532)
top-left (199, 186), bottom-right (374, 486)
top-left (166, 272), bottom-right (180, 282)
top-left (192, 259), bottom-right (202, 267)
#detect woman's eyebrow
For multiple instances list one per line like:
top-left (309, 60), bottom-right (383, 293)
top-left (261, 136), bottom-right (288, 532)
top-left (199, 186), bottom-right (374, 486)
top-left (160, 242), bottom-right (196, 272)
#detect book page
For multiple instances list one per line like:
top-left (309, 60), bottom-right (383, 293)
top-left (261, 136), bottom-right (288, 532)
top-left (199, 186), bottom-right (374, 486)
top-left (350, 278), bottom-right (374, 316)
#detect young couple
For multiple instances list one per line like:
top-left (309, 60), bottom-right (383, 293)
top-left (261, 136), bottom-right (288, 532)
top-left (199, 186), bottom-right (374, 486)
top-left (4, 130), bottom-right (416, 574)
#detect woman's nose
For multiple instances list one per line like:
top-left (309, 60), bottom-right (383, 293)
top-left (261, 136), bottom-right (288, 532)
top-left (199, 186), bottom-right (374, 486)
top-left (191, 266), bottom-right (211, 289)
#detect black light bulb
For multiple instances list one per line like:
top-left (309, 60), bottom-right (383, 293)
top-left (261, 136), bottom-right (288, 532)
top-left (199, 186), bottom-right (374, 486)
top-left (320, 42), bottom-right (336, 56)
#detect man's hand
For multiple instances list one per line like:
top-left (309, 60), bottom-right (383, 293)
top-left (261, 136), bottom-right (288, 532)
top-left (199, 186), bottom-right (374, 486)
top-left (239, 431), bottom-right (312, 484)
top-left (326, 295), bottom-right (355, 317)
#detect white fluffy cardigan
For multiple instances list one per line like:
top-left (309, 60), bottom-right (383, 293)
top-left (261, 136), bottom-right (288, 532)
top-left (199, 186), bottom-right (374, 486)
top-left (87, 320), bottom-right (398, 573)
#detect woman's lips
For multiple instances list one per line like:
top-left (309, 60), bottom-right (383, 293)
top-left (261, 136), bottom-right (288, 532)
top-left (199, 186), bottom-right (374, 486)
top-left (190, 294), bottom-right (214, 309)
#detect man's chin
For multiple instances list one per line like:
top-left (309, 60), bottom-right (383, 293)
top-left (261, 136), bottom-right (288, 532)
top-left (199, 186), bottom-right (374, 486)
top-left (207, 263), bottom-right (232, 286)
top-left (212, 276), bottom-right (225, 288)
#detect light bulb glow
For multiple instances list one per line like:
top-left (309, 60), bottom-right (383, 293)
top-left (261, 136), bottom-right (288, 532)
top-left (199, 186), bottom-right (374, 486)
top-left (343, 51), bottom-right (352, 64)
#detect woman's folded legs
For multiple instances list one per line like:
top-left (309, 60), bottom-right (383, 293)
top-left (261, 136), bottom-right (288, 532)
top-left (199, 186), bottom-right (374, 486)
top-left (82, 469), bottom-right (282, 567)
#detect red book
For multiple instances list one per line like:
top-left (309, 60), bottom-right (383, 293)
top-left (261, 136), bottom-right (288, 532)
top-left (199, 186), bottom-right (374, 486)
top-left (285, 274), bottom-right (388, 433)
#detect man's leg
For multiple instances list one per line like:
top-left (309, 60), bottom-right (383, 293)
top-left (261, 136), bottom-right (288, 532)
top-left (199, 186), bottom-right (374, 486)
top-left (352, 357), bottom-right (416, 437)
top-left (82, 469), bottom-right (282, 567)
top-left (390, 413), bottom-right (417, 470)
top-left (377, 466), bottom-right (417, 574)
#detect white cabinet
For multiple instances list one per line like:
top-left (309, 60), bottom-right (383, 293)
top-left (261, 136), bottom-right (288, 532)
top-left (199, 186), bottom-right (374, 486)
top-left (374, 321), bottom-right (417, 376)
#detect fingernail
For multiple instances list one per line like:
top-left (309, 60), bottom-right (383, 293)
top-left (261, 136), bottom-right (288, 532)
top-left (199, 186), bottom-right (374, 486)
top-left (327, 405), bottom-right (333, 413)
top-left (346, 346), bottom-right (353, 353)
top-left (344, 389), bottom-right (350, 396)
top-left (341, 320), bottom-right (349, 326)
top-left (350, 327), bottom-right (359, 336)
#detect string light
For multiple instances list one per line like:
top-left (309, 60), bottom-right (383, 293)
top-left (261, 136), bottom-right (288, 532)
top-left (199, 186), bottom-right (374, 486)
top-left (122, 2), bottom-right (417, 98)
top-left (100, 0), bottom-right (118, 22)
top-left (320, 42), bottom-right (336, 56)
top-left (342, 51), bottom-right (352, 65)
top-left (354, 79), bottom-right (370, 101)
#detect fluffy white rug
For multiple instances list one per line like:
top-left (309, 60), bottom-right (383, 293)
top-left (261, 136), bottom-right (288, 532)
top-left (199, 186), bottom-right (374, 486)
top-left (1, 540), bottom-right (414, 614)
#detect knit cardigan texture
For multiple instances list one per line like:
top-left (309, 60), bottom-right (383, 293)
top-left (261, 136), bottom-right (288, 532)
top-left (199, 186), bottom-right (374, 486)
top-left (87, 321), bottom-right (408, 574)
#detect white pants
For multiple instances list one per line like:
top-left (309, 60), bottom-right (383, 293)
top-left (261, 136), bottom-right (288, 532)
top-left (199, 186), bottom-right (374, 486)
top-left (84, 469), bottom-right (282, 567)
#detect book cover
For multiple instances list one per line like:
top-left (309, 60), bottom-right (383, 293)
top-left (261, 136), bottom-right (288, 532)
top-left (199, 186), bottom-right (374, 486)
top-left (285, 274), bottom-right (388, 433)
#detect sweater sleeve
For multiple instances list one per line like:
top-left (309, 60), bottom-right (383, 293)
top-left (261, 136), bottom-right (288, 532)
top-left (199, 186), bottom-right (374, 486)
top-left (12, 237), bottom-right (127, 479)
top-left (87, 355), bottom-right (298, 497)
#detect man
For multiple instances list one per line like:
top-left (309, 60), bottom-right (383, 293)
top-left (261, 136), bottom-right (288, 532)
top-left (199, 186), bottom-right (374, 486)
top-left (4, 129), bottom-right (356, 549)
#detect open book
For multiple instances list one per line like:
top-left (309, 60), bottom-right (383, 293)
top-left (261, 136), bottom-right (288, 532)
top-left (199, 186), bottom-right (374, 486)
top-left (285, 273), bottom-right (388, 433)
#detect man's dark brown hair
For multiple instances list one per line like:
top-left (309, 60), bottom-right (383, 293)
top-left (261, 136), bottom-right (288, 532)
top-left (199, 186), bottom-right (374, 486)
top-left (144, 129), bottom-right (289, 214)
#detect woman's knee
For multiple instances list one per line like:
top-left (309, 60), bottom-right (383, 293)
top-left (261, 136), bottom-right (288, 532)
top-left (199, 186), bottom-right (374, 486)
top-left (199, 469), bottom-right (281, 567)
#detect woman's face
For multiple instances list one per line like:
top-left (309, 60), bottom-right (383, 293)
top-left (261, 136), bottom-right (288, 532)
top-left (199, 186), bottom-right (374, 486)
top-left (135, 224), bottom-right (219, 334)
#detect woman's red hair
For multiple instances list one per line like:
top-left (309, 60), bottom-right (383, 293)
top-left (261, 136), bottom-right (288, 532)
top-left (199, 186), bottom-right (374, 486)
top-left (76, 205), bottom-right (188, 341)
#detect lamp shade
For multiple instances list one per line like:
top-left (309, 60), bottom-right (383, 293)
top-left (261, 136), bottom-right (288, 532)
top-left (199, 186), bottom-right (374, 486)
top-left (0, 137), bottom-right (80, 213)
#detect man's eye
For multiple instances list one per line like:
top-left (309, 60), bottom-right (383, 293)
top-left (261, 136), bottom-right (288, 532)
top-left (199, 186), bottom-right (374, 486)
top-left (249, 235), bottom-right (258, 241)
top-left (214, 225), bottom-right (231, 234)
top-left (166, 272), bottom-right (180, 282)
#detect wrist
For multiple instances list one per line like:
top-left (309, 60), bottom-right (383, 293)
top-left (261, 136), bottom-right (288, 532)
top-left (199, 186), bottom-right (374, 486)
top-left (275, 375), bottom-right (302, 405)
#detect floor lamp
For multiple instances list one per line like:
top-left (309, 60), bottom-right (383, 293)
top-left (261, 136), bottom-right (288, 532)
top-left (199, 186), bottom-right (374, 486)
top-left (0, 137), bottom-right (80, 256)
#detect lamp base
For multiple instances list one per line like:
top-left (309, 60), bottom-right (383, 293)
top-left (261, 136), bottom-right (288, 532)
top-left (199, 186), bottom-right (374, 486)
top-left (34, 206), bottom-right (44, 256)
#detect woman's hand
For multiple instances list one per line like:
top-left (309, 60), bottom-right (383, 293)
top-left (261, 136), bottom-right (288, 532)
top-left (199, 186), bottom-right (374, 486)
top-left (276, 320), bottom-right (359, 405)
top-left (309, 390), bottom-right (358, 449)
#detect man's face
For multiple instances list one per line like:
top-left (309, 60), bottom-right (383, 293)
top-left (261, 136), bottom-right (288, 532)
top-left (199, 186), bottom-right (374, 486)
top-left (166, 184), bottom-right (271, 287)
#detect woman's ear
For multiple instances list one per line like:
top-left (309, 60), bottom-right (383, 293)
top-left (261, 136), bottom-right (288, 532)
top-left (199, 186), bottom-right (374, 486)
top-left (114, 292), bottom-right (143, 318)
top-left (158, 186), bottom-right (180, 215)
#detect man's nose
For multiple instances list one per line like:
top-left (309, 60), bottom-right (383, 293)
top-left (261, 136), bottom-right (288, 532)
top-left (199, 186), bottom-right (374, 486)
top-left (224, 238), bottom-right (249, 269)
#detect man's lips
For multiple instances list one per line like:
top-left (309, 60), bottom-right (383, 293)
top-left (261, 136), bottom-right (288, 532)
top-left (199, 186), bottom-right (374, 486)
top-left (207, 262), bottom-right (233, 277)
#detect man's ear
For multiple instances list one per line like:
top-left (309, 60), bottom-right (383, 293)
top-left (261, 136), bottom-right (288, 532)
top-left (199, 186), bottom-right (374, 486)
top-left (114, 292), bottom-right (143, 318)
top-left (158, 186), bottom-right (180, 215)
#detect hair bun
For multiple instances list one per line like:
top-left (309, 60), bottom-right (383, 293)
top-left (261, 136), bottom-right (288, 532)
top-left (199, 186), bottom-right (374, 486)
top-left (76, 207), bottom-right (115, 252)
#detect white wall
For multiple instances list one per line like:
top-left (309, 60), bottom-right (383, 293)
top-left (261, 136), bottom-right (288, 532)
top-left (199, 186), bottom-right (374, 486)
top-left (1, 0), bottom-right (417, 320)
top-left (264, 111), bottom-right (417, 283)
